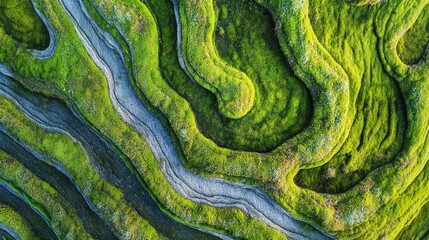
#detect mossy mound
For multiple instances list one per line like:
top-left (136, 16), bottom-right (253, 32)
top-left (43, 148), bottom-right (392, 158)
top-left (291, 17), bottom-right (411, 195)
top-left (0, 0), bottom-right (49, 49)
top-left (1, 0), bottom-right (429, 239)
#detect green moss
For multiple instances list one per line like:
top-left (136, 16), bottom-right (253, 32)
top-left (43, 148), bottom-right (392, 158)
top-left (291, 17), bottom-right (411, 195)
top-left (0, 0), bottom-right (283, 237)
top-left (0, 97), bottom-right (162, 239)
top-left (83, 0), bottom-right (286, 238)
top-left (397, 4), bottom-right (429, 65)
top-left (2, 0), bottom-right (429, 239)
top-left (143, 0), bottom-right (312, 152)
top-left (0, 151), bottom-right (90, 239)
top-left (0, 0), bottom-right (49, 49)
top-left (295, 0), bottom-right (406, 193)
top-left (397, 199), bottom-right (429, 239)
top-left (178, 0), bottom-right (255, 119)
top-left (0, 202), bottom-right (39, 240)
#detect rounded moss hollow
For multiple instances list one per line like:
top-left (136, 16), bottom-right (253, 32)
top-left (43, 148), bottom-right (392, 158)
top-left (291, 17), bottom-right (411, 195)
top-left (397, 4), bottom-right (429, 65)
top-left (159, 0), bottom-right (312, 152)
top-left (178, 0), bottom-right (255, 119)
top-left (3, 0), bottom-right (429, 238)
top-left (0, 0), bottom-right (49, 50)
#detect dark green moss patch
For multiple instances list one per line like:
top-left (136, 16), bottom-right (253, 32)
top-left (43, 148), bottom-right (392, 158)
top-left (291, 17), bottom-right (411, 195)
top-left (0, 0), bottom-right (49, 50)
top-left (145, 0), bottom-right (311, 152)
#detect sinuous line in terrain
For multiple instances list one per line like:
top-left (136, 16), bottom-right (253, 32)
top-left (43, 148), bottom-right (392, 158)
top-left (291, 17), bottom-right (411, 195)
top-left (0, 128), bottom-right (116, 240)
top-left (3, 0), bottom-right (429, 239)
top-left (0, 181), bottom-right (57, 240)
top-left (56, 0), bottom-right (332, 238)
top-left (0, 223), bottom-right (20, 240)
top-left (0, 69), bottom-right (222, 239)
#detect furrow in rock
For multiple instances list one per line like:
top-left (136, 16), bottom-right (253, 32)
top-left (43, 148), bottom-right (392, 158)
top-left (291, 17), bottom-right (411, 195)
top-left (57, 0), bottom-right (333, 239)
top-left (0, 182), bottom-right (57, 240)
top-left (0, 128), bottom-right (117, 240)
top-left (0, 66), bottom-right (222, 239)
top-left (30, 0), bottom-right (56, 60)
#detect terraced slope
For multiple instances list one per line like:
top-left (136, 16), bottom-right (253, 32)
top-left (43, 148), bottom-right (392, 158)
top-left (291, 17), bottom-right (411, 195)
top-left (0, 0), bottom-right (429, 239)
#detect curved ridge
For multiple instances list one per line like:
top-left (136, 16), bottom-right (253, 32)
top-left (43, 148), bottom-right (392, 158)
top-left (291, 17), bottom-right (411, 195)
top-left (56, 0), bottom-right (333, 238)
top-left (0, 67), bottom-right (223, 239)
top-left (174, 0), bottom-right (255, 119)
top-left (30, 0), bottom-right (56, 60)
top-left (0, 181), bottom-right (57, 240)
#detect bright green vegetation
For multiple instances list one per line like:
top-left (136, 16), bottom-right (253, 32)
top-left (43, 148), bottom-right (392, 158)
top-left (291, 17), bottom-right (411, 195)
top-left (213, 0), bottom-right (311, 151)
top-left (0, 149), bottom-right (91, 239)
top-left (294, 0), bottom-right (406, 194)
top-left (178, 0), bottom-right (255, 119)
top-left (0, 0), bottom-right (49, 49)
top-left (0, 97), bottom-right (163, 239)
top-left (1, 0), bottom-right (429, 239)
top-left (84, 0), bottom-right (286, 238)
top-left (0, 201), bottom-right (39, 240)
top-left (143, 0), bottom-right (311, 152)
top-left (0, 0), bottom-right (286, 238)
top-left (397, 4), bottom-right (429, 65)
top-left (397, 198), bottom-right (429, 239)
top-left (250, 0), bottom-right (429, 238)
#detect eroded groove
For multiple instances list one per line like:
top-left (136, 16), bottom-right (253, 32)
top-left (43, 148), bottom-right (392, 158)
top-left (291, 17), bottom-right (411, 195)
top-left (2, 0), bottom-right (429, 239)
top-left (0, 70), bottom-right (222, 239)
top-left (0, 128), bottom-right (117, 240)
top-left (0, 182), bottom-right (57, 240)
top-left (56, 0), bottom-right (332, 238)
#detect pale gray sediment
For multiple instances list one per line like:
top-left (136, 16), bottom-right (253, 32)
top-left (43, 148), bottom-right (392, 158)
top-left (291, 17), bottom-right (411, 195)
top-left (58, 0), bottom-right (333, 239)
top-left (30, 0), bottom-right (56, 60)
top-left (0, 126), bottom-right (117, 239)
top-left (0, 65), bottom-right (221, 239)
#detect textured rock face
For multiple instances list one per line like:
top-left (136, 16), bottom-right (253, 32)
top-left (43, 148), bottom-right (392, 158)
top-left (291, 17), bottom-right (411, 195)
top-left (0, 0), bottom-right (429, 239)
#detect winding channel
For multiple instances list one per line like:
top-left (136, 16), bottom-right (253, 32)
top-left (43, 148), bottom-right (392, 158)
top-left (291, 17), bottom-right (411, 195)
top-left (0, 224), bottom-right (20, 240)
top-left (57, 0), bottom-right (333, 239)
top-left (0, 70), bottom-right (221, 239)
top-left (30, 0), bottom-right (56, 60)
top-left (0, 127), bottom-right (116, 240)
top-left (0, 182), bottom-right (57, 240)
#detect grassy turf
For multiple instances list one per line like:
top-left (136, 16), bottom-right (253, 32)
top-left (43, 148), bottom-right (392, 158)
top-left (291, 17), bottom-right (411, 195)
top-left (0, 0), bottom-right (49, 49)
top-left (397, 4), bottom-right (429, 65)
top-left (0, 97), bottom-right (162, 239)
top-left (2, 0), bottom-right (429, 239)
